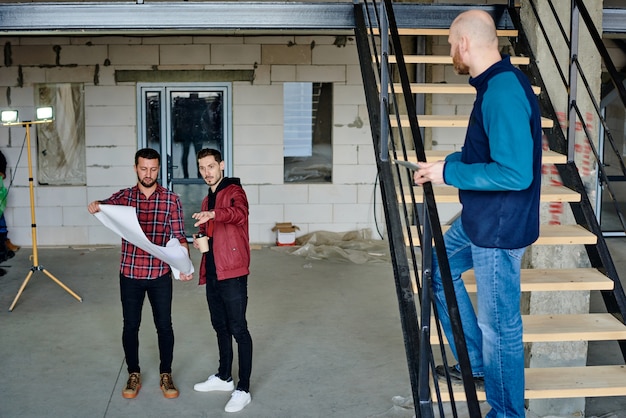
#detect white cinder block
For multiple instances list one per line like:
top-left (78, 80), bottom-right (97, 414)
top-left (32, 205), bottom-right (63, 226)
top-left (333, 203), bottom-right (373, 223)
top-left (258, 185), bottom-right (308, 204)
top-left (46, 66), bottom-right (94, 84)
top-left (212, 44), bottom-right (261, 65)
top-left (86, 146), bottom-right (137, 167)
top-left (86, 106), bottom-right (136, 127)
top-left (85, 86), bottom-right (135, 106)
top-left (333, 145), bottom-right (359, 165)
top-left (295, 65), bottom-right (345, 82)
top-left (271, 65), bottom-right (296, 82)
top-left (235, 165), bottom-right (283, 185)
top-left (235, 125), bottom-right (283, 146)
top-left (333, 85), bottom-right (366, 105)
top-left (262, 44), bottom-right (311, 65)
top-left (309, 184), bottom-right (357, 204)
top-left (110, 45), bottom-right (159, 66)
top-left (235, 145), bottom-right (283, 166)
top-left (87, 166), bottom-right (136, 187)
top-left (249, 204), bottom-right (285, 224)
top-left (234, 104), bottom-right (282, 125)
top-left (144, 36), bottom-right (193, 45)
top-left (254, 65), bottom-right (271, 85)
top-left (160, 45), bottom-right (211, 65)
top-left (87, 126), bottom-right (136, 147)
top-left (234, 85), bottom-right (283, 105)
top-left (60, 45), bottom-right (107, 66)
top-left (35, 187), bottom-right (87, 207)
top-left (284, 204), bottom-right (332, 223)
top-left (63, 205), bottom-right (94, 227)
top-left (311, 45), bottom-right (358, 65)
top-left (12, 45), bottom-right (56, 66)
top-left (333, 125), bottom-right (372, 146)
top-left (333, 164), bottom-right (378, 185)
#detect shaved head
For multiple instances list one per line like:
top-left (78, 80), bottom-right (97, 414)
top-left (450, 10), bottom-right (498, 50)
top-left (448, 10), bottom-right (501, 77)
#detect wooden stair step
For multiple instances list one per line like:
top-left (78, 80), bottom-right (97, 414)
top-left (407, 224), bottom-right (597, 246)
top-left (410, 149), bottom-right (566, 164)
top-left (385, 55), bottom-right (530, 65)
top-left (389, 114), bottom-right (554, 129)
top-left (400, 185), bottom-right (579, 204)
top-left (411, 268), bottom-right (611, 294)
top-left (431, 314), bottom-right (626, 344)
top-left (463, 268), bottom-right (612, 292)
top-left (435, 365), bottom-right (626, 401)
top-left (371, 28), bottom-right (518, 37)
top-left (388, 83), bottom-right (541, 95)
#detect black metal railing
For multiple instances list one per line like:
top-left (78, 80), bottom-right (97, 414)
top-left (508, 0), bottom-right (626, 361)
top-left (354, 1), bottom-right (483, 416)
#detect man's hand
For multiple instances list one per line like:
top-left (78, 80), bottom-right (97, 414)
top-left (192, 211), bottom-right (215, 227)
top-left (87, 201), bottom-right (101, 214)
top-left (413, 161), bottom-right (446, 186)
top-left (178, 272), bottom-right (193, 282)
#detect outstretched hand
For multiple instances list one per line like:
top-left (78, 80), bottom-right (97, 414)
top-left (192, 211), bottom-right (214, 227)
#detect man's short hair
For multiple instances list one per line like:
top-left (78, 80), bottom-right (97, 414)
top-left (197, 148), bottom-right (222, 163)
top-left (135, 148), bottom-right (161, 165)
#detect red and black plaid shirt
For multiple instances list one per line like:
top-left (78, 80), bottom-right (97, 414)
top-left (101, 184), bottom-right (187, 279)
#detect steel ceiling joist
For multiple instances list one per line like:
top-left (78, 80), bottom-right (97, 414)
top-left (0, 2), bottom-right (623, 37)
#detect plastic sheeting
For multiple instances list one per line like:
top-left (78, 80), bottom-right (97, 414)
top-left (271, 229), bottom-right (390, 264)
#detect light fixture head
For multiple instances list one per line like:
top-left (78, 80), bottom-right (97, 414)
top-left (1, 110), bottom-right (19, 124)
top-left (36, 106), bottom-right (54, 121)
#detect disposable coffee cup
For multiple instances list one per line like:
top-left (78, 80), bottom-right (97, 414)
top-left (197, 233), bottom-right (209, 253)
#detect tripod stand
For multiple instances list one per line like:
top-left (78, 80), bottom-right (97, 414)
top-left (4, 118), bottom-right (82, 311)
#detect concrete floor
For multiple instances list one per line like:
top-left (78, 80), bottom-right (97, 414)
top-left (1, 240), bottom-right (626, 417)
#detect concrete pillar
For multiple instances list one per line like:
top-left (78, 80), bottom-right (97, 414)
top-left (520, 0), bottom-right (603, 416)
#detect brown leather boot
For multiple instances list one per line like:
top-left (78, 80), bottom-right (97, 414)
top-left (5, 239), bottom-right (20, 252)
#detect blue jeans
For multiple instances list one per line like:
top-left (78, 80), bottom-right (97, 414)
top-left (205, 275), bottom-right (253, 392)
top-left (431, 218), bottom-right (525, 418)
top-left (120, 273), bottom-right (174, 374)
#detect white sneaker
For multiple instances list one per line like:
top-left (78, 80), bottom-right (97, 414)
top-left (225, 389), bottom-right (251, 413)
top-left (194, 374), bottom-right (235, 392)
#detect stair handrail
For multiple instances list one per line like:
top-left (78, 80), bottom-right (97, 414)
top-left (356, 0), bottom-right (484, 416)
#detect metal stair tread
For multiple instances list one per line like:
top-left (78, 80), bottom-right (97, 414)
top-left (434, 365), bottom-right (626, 401)
top-left (399, 184), bottom-right (579, 203)
top-left (407, 224), bottom-right (597, 246)
top-left (389, 114), bottom-right (554, 128)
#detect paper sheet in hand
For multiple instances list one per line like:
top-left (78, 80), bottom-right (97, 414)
top-left (94, 204), bottom-right (194, 279)
top-left (393, 159), bottom-right (421, 171)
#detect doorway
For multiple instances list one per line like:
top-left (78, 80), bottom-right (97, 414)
top-left (137, 83), bottom-right (232, 237)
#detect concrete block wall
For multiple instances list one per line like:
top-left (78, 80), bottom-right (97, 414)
top-left (0, 33), bottom-right (383, 247)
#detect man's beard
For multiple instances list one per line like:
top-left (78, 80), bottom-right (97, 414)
top-left (138, 176), bottom-right (156, 188)
top-left (452, 49), bottom-right (470, 75)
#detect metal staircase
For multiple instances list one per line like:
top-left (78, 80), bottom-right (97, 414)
top-left (354, 1), bottom-right (626, 416)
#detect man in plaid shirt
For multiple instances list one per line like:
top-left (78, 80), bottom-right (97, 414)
top-left (88, 148), bottom-right (193, 400)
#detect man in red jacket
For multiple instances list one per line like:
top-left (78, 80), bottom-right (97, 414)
top-left (191, 148), bottom-right (252, 413)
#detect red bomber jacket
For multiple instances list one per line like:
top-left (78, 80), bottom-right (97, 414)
top-left (198, 178), bottom-right (250, 284)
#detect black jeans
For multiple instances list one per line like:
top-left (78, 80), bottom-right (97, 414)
top-left (120, 273), bottom-right (174, 374)
top-left (206, 275), bottom-right (253, 392)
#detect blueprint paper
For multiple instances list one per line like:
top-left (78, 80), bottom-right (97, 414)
top-left (94, 204), bottom-right (194, 279)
